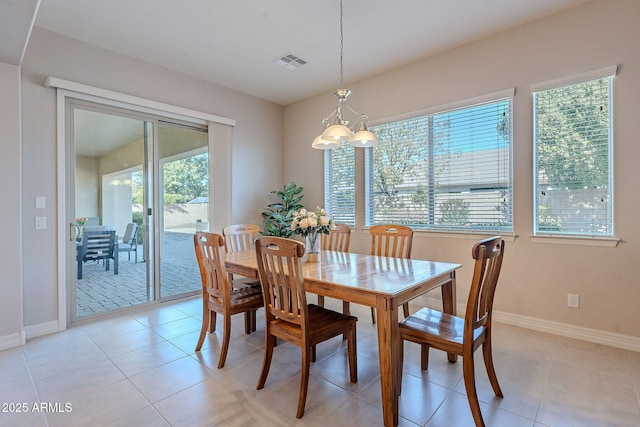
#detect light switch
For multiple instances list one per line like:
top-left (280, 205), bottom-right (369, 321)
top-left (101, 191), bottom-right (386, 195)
top-left (35, 216), bottom-right (47, 230)
top-left (36, 196), bottom-right (46, 209)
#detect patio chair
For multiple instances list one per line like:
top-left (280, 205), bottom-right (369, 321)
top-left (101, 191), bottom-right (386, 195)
top-left (119, 222), bottom-right (138, 262)
top-left (77, 229), bottom-right (118, 280)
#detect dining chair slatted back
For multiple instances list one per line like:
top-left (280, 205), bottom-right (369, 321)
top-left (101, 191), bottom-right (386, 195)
top-left (223, 224), bottom-right (260, 253)
top-left (370, 224), bottom-right (413, 259)
top-left (222, 224), bottom-right (261, 289)
top-left (255, 236), bottom-right (358, 419)
top-left (366, 224), bottom-right (414, 322)
top-left (398, 236), bottom-right (505, 427)
top-left (322, 223), bottom-right (351, 252)
top-left (193, 232), bottom-right (263, 368)
top-left (318, 223), bottom-right (351, 308)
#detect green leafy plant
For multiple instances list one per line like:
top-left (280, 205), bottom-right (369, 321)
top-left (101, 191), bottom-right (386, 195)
top-left (261, 182), bottom-right (305, 237)
top-left (438, 199), bottom-right (470, 226)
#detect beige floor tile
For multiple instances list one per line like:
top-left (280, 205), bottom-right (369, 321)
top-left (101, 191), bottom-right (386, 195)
top-left (106, 405), bottom-right (170, 427)
top-left (44, 379), bottom-right (149, 427)
top-left (2, 297), bottom-right (639, 426)
top-left (129, 355), bottom-right (216, 403)
top-left (91, 327), bottom-right (165, 358)
top-left (110, 340), bottom-right (188, 377)
top-left (34, 358), bottom-right (125, 402)
top-left (154, 377), bottom-right (289, 427)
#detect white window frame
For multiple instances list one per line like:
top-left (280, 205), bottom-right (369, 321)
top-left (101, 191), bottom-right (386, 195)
top-left (531, 66), bottom-right (619, 246)
top-left (364, 89), bottom-right (515, 233)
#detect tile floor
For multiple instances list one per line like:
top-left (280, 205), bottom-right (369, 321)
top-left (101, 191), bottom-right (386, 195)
top-left (2, 296), bottom-right (640, 427)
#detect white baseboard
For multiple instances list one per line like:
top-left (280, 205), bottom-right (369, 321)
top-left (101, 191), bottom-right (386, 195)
top-left (0, 332), bottom-right (24, 351)
top-left (417, 296), bottom-right (640, 352)
top-left (493, 311), bottom-right (640, 352)
top-left (23, 321), bottom-right (61, 341)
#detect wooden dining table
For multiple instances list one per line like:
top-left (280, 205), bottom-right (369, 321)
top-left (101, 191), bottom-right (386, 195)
top-left (224, 249), bottom-right (461, 427)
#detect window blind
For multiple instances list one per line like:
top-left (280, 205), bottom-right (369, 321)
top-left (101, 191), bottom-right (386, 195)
top-left (365, 97), bottom-right (513, 231)
top-left (324, 142), bottom-right (355, 227)
top-left (533, 75), bottom-right (614, 236)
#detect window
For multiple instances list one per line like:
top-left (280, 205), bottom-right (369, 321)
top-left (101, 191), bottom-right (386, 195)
top-left (532, 67), bottom-right (616, 236)
top-left (364, 94), bottom-right (513, 232)
top-left (324, 142), bottom-right (355, 227)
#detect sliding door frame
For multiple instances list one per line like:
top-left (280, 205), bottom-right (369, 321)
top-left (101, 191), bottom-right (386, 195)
top-left (50, 77), bottom-right (235, 330)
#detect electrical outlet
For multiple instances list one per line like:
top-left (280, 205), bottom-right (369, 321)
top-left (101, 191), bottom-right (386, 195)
top-left (567, 293), bottom-right (580, 308)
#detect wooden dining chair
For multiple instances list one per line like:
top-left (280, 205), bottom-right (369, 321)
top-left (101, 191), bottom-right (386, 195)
top-left (317, 223), bottom-right (351, 308)
top-left (399, 236), bottom-right (505, 427)
top-left (193, 232), bottom-right (264, 369)
top-left (358, 224), bottom-right (413, 323)
top-left (254, 236), bottom-right (358, 419)
top-left (222, 224), bottom-right (262, 289)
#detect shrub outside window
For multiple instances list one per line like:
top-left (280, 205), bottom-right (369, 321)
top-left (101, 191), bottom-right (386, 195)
top-left (365, 96), bottom-right (513, 232)
top-left (533, 68), bottom-right (615, 236)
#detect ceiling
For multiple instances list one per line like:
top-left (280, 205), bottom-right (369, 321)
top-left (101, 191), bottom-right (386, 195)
top-left (3, 0), bottom-right (593, 106)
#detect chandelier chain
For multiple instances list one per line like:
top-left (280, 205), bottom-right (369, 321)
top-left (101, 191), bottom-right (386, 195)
top-left (339, 0), bottom-right (344, 89)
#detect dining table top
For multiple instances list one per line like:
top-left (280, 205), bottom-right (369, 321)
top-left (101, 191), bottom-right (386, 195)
top-left (225, 248), bottom-right (461, 309)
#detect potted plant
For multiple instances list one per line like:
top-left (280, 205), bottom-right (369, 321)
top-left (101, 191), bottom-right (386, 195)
top-left (261, 182), bottom-right (305, 237)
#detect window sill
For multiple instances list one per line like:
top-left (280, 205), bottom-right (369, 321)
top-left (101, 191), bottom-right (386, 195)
top-left (530, 234), bottom-right (620, 247)
top-left (361, 228), bottom-right (518, 242)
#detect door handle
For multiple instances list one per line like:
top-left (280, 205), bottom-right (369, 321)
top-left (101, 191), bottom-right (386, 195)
top-left (70, 223), bottom-right (80, 241)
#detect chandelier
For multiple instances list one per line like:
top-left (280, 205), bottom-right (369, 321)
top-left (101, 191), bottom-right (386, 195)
top-left (312, 0), bottom-right (379, 149)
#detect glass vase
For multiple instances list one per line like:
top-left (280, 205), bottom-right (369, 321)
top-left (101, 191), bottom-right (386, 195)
top-left (305, 230), bottom-right (320, 263)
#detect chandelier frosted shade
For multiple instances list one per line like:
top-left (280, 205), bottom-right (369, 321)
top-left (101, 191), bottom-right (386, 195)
top-left (312, 133), bottom-right (341, 149)
top-left (351, 127), bottom-right (379, 147)
top-left (322, 123), bottom-right (354, 143)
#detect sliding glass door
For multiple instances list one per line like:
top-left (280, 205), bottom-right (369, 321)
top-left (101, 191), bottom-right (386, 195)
top-left (158, 122), bottom-right (208, 299)
top-left (67, 102), bottom-right (206, 321)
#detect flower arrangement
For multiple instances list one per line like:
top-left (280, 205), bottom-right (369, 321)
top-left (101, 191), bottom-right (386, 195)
top-left (290, 206), bottom-right (336, 258)
top-left (75, 217), bottom-right (88, 227)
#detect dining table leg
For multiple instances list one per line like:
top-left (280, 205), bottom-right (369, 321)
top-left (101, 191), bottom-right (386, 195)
top-left (376, 295), bottom-right (400, 427)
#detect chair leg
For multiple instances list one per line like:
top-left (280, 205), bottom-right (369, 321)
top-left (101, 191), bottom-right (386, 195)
top-left (398, 338), bottom-right (404, 395)
top-left (209, 311), bottom-right (217, 333)
top-left (251, 310), bottom-right (257, 332)
top-left (297, 345), bottom-right (312, 419)
top-left (420, 344), bottom-right (430, 371)
top-left (462, 353), bottom-right (485, 427)
top-left (370, 307), bottom-right (376, 324)
top-left (347, 327), bottom-right (358, 383)
top-left (218, 314), bottom-right (232, 369)
top-left (317, 295), bottom-right (325, 307)
top-left (257, 333), bottom-right (275, 390)
top-left (244, 311), bottom-right (252, 334)
top-left (483, 333), bottom-right (503, 397)
top-left (195, 308), bottom-right (210, 351)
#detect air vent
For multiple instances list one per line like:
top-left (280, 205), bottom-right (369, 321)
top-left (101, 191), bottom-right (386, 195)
top-left (274, 53), bottom-right (307, 70)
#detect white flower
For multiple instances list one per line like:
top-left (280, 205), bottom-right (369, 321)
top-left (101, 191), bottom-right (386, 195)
top-left (290, 205), bottom-right (334, 237)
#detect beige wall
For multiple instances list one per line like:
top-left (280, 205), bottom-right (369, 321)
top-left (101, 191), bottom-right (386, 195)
top-left (284, 0), bottom-right (640, 340)
top-left (0, 62), bottom-right (23, 341)
top-left (17, 28), bottom-right (283, 330)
